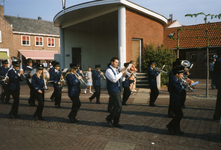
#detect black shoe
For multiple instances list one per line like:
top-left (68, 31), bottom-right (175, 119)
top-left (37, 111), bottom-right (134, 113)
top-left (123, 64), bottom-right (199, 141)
top-left (96, 102), bottom-right (101, 104)
top-left (69, 116), bottom-right (79, 123)
top-left (38, 116), bottom-right (44, 121)
top-left (166, 124), bottom-right (176, 135)
top-left (14, 115), bottom-right (20, 119)
top-left (113, 123), bottom-right (123, 128)
top-left (9, 114), bottom-right (15, 119)
top-left (122, 102), bottom-right (127, 106)
top-left (168, 114), bottom-right (174, 118)
top-left (57, 105), bottom-right (62, 108)
top-left (176, 130), bottom-right (184, 135)
top-left (50, 97), bottom-right (54, 102)
top-left (149, 103), bottom-right (156, 107)
top-left (106, 117), bottom-right (113, 127)
top-left (33, 114), bottom-right (38, 120)
top-left (55, 105), bottom-right (58, 108)
top-left (89, 98), bottom-right (92, 103)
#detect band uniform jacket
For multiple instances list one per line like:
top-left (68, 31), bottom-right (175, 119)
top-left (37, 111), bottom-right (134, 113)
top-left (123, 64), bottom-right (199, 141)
top-left (31, 74), bottom-right (44, 92)
top-left (92, 70), bottom-right (101, 86)
top-left (169, 77), bottom-right (185, 106)
top-left (147, 67), bottom-right (160, 87)
top-left (8, 68), bottom-right (23, 91)
top-left (23, 66), bottom-right (33, 79)
top-left (50, 70), bottom-right (62, 90)
top-left (0, 66), bottom-right (9, 84)
top-left (122, 75), bottom-right (130, 88)
top-left (66, 73), bottom-right (80, 97)
top-left (214, 58), bottom-right (221, 89)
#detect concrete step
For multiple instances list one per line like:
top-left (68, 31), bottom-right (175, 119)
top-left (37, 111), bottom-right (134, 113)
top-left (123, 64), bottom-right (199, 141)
top-left (136, 76), bottom-right (148, 78)
top-left (136, 73), bottom-right (147, 76)
top-left (136, 80), bottom-right (148, 82)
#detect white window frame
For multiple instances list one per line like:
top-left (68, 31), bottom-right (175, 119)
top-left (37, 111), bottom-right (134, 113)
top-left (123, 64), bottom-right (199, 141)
top-left (21, 35), bottom-right (31, 46)
top-left (47, 37), bottom-right (55, 47)
top-left (35, 36), bottom-right (44, 46)
top-left (0, 30), bottom-right (2, 43)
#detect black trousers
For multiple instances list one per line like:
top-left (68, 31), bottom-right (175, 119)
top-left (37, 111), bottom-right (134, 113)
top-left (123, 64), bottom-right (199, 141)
top-left (9, 89), bottom-right (20, 116)
top-left (34, 91), bottom-right (45, 117)
top-left (106, 92), bottom-right (122, 124)
top-left (54, 88), bottom-right (62, 106)
top-left (1, 84), bottom-right (10, 103)
top-left (168, 93), bottom-right (173, 115)
top-left (27, 80), bottom-right (36, 105)
top-left (150, 86), bottom-right (159, 105)
top-left (123, 87), bottom-right (131, 103)
top-left (69, 96), bottom-right (81, 119)
top-left (168, 105), bottom-right (183, 131)
top-left (50, 89), bottom-right (56, 100)
top-left (181, 90), bottom-right (186, 106)
top-left (210, 71), bottom-right (216, 87)
top-left (214, 88), bottom-right (221, 119)
top-left (89, 86), bottom-right (100, 103)
top-left (107, 91), bottom-right (113, 112)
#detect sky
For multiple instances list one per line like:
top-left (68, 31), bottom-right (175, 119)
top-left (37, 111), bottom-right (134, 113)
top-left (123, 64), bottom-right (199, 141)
top-left (1, 0), bottom-right (221, 25)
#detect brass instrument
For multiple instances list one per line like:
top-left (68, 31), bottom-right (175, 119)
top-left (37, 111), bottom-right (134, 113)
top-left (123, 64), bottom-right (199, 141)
top-left (179, 77), bottom-right (199, 92)
top-left (75, 72), bottom-right (87, 87)
top-left (154, 65), bottom-right (167, 74)
top-left (126, 64), bottom-right (137, 78)
top-left (98, 71), bottom-right (106, 80)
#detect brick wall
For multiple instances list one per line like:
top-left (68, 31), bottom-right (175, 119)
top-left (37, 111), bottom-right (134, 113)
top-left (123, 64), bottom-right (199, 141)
top-left (126, 8), bottom-right (164, 63)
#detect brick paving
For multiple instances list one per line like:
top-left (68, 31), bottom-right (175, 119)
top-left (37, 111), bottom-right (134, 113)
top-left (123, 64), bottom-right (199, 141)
top-left (0, 79), bottom-right (220, 150)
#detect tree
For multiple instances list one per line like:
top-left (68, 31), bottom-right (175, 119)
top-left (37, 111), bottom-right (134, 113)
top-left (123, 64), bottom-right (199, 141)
top-left (185, 13), bottom-right (221, 97)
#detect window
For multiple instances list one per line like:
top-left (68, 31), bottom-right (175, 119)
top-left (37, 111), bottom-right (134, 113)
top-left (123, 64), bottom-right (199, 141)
top-left (0, 30), bottom-right (2, 43)
top-left (190, 53), bottom-right (197, 61)
top-left (35, 36), bottom-right (43, 46)
top-left (21, 35), bottom-right (30, 46)
top-left (47, 38), bottom-right (55, 47)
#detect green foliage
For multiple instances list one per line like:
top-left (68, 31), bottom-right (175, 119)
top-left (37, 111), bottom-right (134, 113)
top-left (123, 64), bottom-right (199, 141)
top-left (143, 43), bottom-right (176, 86)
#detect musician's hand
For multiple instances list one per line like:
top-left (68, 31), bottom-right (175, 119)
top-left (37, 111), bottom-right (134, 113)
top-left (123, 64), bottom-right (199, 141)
top-left (157, 68), bottom-right (161, 72)
top-left (120, 68), bottom-right (126, 74)
top-left (80, 70), bottom-right (83, 74)
top-left (123, 72), bottom-right (126, 77)
top-left (30, 74), bottom-right (33, 77)
top-left (100, 72), bottom-right (104, 76)
top-left (78, 76), bottom-right (82, 80)
top-left (19, 70), bottom-right (24, 75)
top-left (184, 82), bottom-right (190, 86)
top-left (186, 72), bottom-right (190, 75)
top-left (61, 76), bottom-right (64, 79)
top-left (58, 82), bottom-right (61, 85)
top-left (38, 90), bottom-right (43, 94)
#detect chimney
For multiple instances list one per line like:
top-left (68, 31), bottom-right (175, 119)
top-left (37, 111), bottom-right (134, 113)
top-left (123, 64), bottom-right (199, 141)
top-left (168, 14), bottom-right (173, 23)
top-left (38, 16), bottom-right (42, 20)
top-left (0, 5), bottom-right (4, 17)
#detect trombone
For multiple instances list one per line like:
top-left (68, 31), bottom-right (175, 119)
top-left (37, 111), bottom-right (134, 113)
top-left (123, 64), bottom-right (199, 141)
top-left (154, 65), bottom-right (167, 74)
top-left (98, 71), bottom-right (106, 80)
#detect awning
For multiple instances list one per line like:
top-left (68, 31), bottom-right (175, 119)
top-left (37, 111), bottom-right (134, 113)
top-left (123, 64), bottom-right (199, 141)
top-left (18, 50), bottom-right (58, 60)
top-left (0, 52), bottom-right (9, 59)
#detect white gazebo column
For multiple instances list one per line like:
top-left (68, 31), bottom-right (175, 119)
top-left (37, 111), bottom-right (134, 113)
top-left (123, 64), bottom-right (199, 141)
top-left (59, 27), bottom-right (65, 69)
top-left (118, 6), bottom-right (126, 68)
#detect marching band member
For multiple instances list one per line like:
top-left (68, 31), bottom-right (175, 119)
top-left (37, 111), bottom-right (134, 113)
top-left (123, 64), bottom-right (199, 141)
top-left (8, 59), bottom-right (24, 119)
top-left (167, 66), bottom-right (188, 135)
top-left (32, 64), bottom-right (45, 120)
top-left (122, 63), bottom-right (132, 105)
top-left (147, 61), bottom-right (160, 106)
top-left (23, 58), bottom-right (36, 106)
top-left (213, 51), bottom-right (221, 120)
top-left (66, 64), bottom-right (82, 123)
top-left (105, 57), bottom-right (126, 128)
top-left (89, 65), bottom-right (103, 104)
top-left (0, 60), bottom-right (10, 104)
top-left (50, 62), bottom-right (63, 108)
top-left (49, 60), bottom-right (56, 102)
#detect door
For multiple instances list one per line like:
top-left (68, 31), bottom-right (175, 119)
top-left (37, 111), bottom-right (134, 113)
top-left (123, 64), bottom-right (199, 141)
top-left (132, 39), bottom-right (142, 72)
top-left (72, 48), bottom-right (81, 67)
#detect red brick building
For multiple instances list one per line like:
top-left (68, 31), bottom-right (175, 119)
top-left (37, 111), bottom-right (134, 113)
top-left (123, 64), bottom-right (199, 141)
top-left (0, 5), bottom-right (60, 67)
top-left (164, 20), bottom-right (221, 78)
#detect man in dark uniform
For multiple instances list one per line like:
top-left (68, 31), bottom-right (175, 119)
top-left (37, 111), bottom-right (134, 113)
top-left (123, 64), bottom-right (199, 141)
top-left (122, 63), bottom-right (131, 106)
top-left (0, 60), bottom-right (10, 104)
top-left (213, 51), bottom-right (221, 120)
top-left (147, 61), bottom-right (160, 106)
top-left (23, 58), bottom-right (36, 106)
top-left (8, 58), bottom-right (24, 119)
top-left (49, 60), bottom-right (56, 101)
top-left (89, 65), bottom-right (103, 104)
top-left (50, 62), bottom-right (63, 108)
top-left (66, 63), bottom-right (82, 123)
top-left (105, 57), bottom-right (126, 128)
top-left (166, 66), bottom-right (187, 135)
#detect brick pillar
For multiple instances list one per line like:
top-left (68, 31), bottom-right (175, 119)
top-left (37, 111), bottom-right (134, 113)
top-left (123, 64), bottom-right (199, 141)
top-left (0, 5), bottom-right (4, 17)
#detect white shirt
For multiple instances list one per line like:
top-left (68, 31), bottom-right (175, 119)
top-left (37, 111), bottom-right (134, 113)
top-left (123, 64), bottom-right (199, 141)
top-left (105, 65), bottom-right (122, 83)
top-left (43, 62), bottom-right (48, 68)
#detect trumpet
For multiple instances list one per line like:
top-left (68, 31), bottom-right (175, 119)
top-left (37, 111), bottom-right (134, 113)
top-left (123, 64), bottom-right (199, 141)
top-left (125, 64), bottom-right (137, 78)
top-left (98, 71), bottom-right (106, 80)
top-left (179, 77), bottom-right (199, 92)
top-left (154, 65), bottom-right (167, 74)
top-left (75, 72), bottom-right (87, 87)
